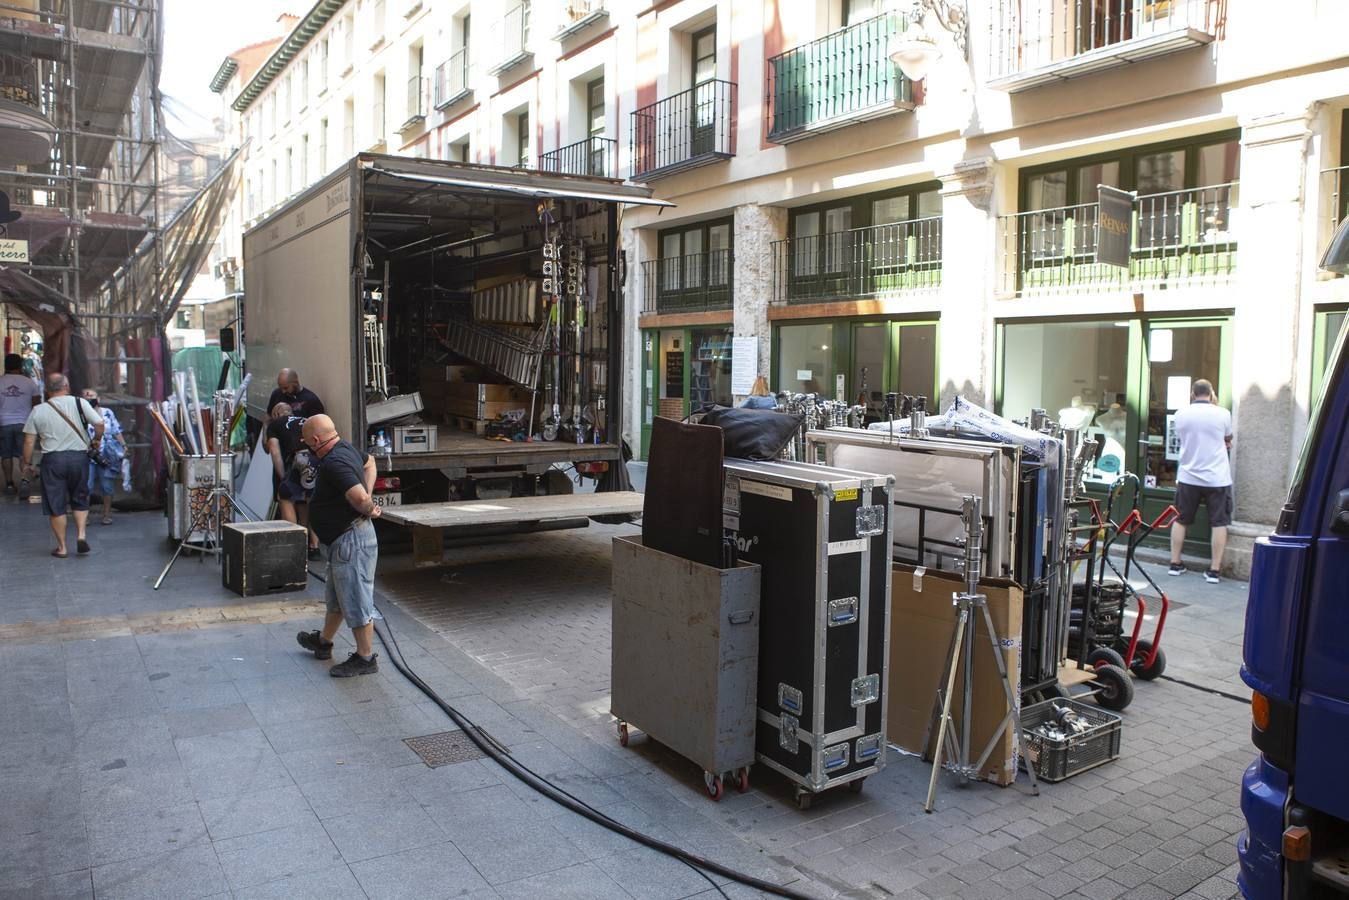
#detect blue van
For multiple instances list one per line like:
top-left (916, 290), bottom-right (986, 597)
top-left (1238, 220), bottom-right (1349, 897)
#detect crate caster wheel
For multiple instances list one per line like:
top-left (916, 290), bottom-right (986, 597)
top-left (735, 767), bottom-right (750, 794)
top-left (848, 777), bottom-right (866, 794)
top-left (617, 722), bottom-right (629, 747)
top-left (703, 771), bottom-right (723, 801)
top-left (793, 789), bottom-right (813, 811)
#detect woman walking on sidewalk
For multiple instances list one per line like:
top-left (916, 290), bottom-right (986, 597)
top-left (81, 388), bottom-right (125, 526)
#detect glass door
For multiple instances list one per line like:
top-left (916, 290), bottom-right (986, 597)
top-left (851, 322), bottom-right (889, 418)
top-left (690, 26), bottom-right (716, 157)
top-left (1135, 317), bottom-right (1232, 548)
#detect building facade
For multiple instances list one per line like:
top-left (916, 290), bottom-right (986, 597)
top-left (212, 0), bottom-right (1349, 575)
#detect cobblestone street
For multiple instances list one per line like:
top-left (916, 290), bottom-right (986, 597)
top-left (1, 488), bottom-right (1251, 899)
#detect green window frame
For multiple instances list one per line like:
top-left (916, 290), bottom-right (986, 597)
top-left (1313, 306), bottom-right (1349, 408)
top-left (657, 217), bottom-right (733, 297)
top-left (1016, 130), bottom-right (1240, 287)
top-left (786, 182), bottom-right (941, 300)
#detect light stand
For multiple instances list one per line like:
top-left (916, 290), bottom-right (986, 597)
top-left (922, 495), bottom-right (1039, 812)
top-left (153, 391), bottom-right (261, 590)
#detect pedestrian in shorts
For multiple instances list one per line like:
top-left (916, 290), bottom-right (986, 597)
top-left (294, 414), bottom-right (383, 676)
top-left (0, 353), bottom-right (40, 494)
top-left (1168, 379), bottom-right (1233, 583)
top-left (21, 374), bottom-right (104, 557)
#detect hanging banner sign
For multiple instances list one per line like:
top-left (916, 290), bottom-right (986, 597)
top-left (0, 239), bottom-right (28, 263)
top-left (1097, 185), bottom-right (1134, 268)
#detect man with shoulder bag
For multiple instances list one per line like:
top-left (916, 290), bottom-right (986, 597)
top-left (21, 373), bottom-right (104, 557)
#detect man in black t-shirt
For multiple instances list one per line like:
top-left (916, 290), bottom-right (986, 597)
top-left (265, 402), bottom-right (319, 557)
top-left (294, 414), bottom-right (382, 677)
top-left (264, 368), bottom-right (325, 426)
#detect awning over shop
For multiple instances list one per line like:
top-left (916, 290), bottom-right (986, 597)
top-left (365, 159), bottom-right (676, 208)
top-left (0, 265), bottom-right (94, 387)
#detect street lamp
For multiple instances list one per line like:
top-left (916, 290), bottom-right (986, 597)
top-left (887, 0), bottom-right (969, 83)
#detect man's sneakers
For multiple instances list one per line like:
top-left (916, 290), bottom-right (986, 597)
top-left (1168, 563), bottom-right (1185, 577)
top-left (1170, 562), bottom-right (1221, 583)
top-left (1204, 569), bottom-right (1221, 584)
top-left (296, 630), bottom-right (334, 660)
top-left (329, 652), bottom-right (378, 678)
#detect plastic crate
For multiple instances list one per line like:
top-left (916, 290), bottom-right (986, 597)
top-left (1021, 697), bottom-right (1122, 782)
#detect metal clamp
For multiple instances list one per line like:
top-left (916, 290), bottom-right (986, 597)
top-left (779, 713), bottom-right (800, 753)
top-left (827, 596), bottom-right (859, 627)
top-left (850, 673), bottom-right (880, 707)
top-left (822, 741), bottom-right (850, 772)
top-left (855, 504), bottom-right (885, 537)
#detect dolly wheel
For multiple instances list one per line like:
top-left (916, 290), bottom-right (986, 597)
top-left (1130, 640), bottom-right (1167, 681)
top-left (735, 768), bottom-right (750, 794)
top-left (617, 723), bottom-right (629, 747)
top-left (1094, 664), bottom-right (1135, 711)
top-left (704, 772), bottom-right (723, 801)
top-left (794, 789), bottom-right (812, 811)
top-left (1087, 647), bottom-right (1127, 671)
top-left (848, 777), bottom-right (866, 794)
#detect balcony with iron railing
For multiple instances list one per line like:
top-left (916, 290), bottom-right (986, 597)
top-left (766, 13), bottom-right (913, 144)
top-left (434, 49), bottom-right (470, 109)
top-left (631, 80), bottom-right (736, 180)
top-left (401, 76), bottom-right (426, 131)
top-left (987, 0), bottom-right (1218, 92)
top-left (487, 3), bottom-right (532, 76)
top-left (771, 217), bottom-right (942, 305)
top-left (641, 251), bottom-right (734, 315)
top-left (1324, 165), bottom-right (1349, 233)
top-left (554, 0), bottom-right (607, 40)
top-left (997, 182), bottom-right (1238, 295)
top-left (539, 136), bottom-right (617, 179)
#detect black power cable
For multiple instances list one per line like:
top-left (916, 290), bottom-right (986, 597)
top-left (307, 568), bottom-right (812, 899)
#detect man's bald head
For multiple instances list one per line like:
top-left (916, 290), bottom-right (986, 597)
top-left (271, 401), bottom-right (293, 419)
top-left (301, 414), bottom-right (336, 442)
top-left (45, 373), bottom-right (69, 395)
top-left (278, 368), bottom-right (299, 390)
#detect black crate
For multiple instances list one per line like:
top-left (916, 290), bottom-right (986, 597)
top-left (1021, 697), bottom-right (1122, 782)
top-left (221, 521), bottom-right (308, 597)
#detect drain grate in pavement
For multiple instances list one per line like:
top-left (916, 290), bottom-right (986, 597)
top-left (404, 729), bottom-right (494, 767)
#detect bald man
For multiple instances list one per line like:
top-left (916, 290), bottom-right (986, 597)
top-left (265, 368), bottom-right (324, 426)
top-left (295, 414), bottom-right (382, 676)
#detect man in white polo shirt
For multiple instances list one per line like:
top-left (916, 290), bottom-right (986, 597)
top-left (1168, 378), bottom-right (1233, 584)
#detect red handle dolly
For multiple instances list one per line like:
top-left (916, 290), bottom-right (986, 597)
top-left (1113, 504), bottom-right (1177, 681)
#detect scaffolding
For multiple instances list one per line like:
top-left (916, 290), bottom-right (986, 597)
top-left (0, 0), bottom-right (165, 494)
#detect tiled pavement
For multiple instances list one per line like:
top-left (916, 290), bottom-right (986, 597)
top-left (1, 478), bottom-right (1252, 899)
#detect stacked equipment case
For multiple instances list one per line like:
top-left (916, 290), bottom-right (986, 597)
top-left (722, 460), bottom-right (894, 808)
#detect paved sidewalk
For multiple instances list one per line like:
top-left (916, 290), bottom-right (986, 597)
top-left (1, 486), bottom-right (1253, 899)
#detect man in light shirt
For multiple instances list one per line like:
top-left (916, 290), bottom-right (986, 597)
top-left (1168, 379), bottom-right (1233, 584)
top-left (0, 353), bottom-right (40, 493)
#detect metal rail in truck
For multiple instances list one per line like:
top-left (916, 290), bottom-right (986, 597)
top-left (242, 154), bottom-right (668, 533)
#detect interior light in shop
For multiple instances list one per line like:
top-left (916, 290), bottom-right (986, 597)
top-left (820, 344), bottom-right (829, 350)
top-left (1150, 329), bottom-right (1174, 363)
top-left (886, 0), bottom-right (968, 83)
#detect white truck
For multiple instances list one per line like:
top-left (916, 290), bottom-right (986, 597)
top-left (242, 154), bottom-right (665, 530)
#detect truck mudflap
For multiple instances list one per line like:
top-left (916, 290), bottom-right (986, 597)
top-left (1238, 755), bottom-right (1287, 899)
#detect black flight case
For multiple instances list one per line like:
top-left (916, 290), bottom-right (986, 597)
top-left (722, 460), bottom-right (894, 808)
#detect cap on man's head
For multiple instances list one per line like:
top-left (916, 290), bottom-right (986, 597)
top-left (1193, 379), bottom-right (1214, 398)
top-left (3, 353), bottom-right (20, 372)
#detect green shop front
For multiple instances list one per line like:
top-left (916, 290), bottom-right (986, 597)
top-left (638, 218), bottom-right (735, 457)
top-left (995, 314), bottom-right (1233, 551)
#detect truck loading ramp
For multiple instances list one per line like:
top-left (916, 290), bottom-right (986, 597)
top-left (379, 491), bottom-right (644, 529)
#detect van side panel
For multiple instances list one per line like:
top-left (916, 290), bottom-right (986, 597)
top-left (243, 174), bottom-right (355, 438)
top-left (1238, 756), bottom-right (1287, 899)
top-left (1240, 537), bottom-right (1309, 699)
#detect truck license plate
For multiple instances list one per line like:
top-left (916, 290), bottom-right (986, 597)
top-left (373, 492), bottom-right (402, 508)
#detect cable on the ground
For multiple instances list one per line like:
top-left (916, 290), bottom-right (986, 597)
top-left (1157, 673), bottom-right (1251, 705)
top-left (306, 568), bottom-right (810, 899)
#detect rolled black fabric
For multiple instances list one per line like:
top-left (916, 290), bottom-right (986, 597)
top-left (698, 406), bottom-right (804, 461)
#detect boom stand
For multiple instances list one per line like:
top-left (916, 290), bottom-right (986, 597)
top-left (922, 495), bottom-right (1039, 812)
top-left (153, 392), bottom-right (260, 590)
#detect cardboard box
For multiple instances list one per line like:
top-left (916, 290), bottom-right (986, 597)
top-left (443, 381), bottom-right (531, 403)
top-left (888, 564), bottom-right (1023, 786)
top-left (444, 397), bottom-right (532, 421)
